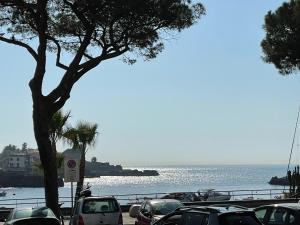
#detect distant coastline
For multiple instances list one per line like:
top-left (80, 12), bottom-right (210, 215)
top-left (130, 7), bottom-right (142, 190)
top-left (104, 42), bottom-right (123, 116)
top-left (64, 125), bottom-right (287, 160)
top-left (84, 160), bottom-right (159, 177)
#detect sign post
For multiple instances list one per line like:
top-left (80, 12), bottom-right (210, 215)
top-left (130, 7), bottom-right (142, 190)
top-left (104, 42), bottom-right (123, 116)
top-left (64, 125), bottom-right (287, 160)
top-left (64, 154), bottom-right (80, 211)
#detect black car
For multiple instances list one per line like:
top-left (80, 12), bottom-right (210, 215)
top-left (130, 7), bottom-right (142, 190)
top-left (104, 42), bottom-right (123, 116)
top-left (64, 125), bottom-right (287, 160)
top-left (254, 203), bottom-right (300, 225)
top-left (153, 205), bottom-right (262, 225)
top-left (4, 206), bottom-right (60, 225)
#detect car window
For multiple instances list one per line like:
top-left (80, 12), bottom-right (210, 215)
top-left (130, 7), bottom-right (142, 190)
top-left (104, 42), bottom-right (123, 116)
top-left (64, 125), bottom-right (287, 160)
top-left (254, 208), bottom-right (267, 222)
top-left (140, 202), bottom-right (146, 213)
top-left (156, 214), bottom-right (183, 225)
top-left (82, 198), bottom-right (119, 214)
top-left (13, 209), bottom-right (33, 219)
top-left (286, 211), bottom-right (296, 225)
top-left (268, 208), bottom-right (288, 225)
top-left (201, 215), bottom-right (209, 225)
top-left (143, 203), bottom-right (151, 213)
top-left (181, 212), bottom-right (206, 225)
top-left (13, 208), bottom-right (54, 219)
top-left (6, 210), bottom-right (13, 221)
top-left (31, 207), bottom-right (55, 217)
top-left (152, 202), bottom-right (183, 215)
top-left (219, 213), bottom-right (262, 225)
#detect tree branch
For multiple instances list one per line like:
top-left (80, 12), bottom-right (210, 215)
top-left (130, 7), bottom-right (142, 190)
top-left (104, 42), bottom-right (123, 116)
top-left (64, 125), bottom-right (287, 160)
top-left (46, 35), bottom-right (68, 70)
top-left (0, 0), bottom-right (36, 8)
top-left (51, 94), bottom-right (71, 114)
top-left (0, 36), bottom-right (38, 61)
top-left (75, 46), bottom-right (129, 82)
top-left (83, 52), bottom-right (94, 60)
top-left (63, 0), bottom-right (92, 29)
top-left (46, 28), bottom-right (94, 105)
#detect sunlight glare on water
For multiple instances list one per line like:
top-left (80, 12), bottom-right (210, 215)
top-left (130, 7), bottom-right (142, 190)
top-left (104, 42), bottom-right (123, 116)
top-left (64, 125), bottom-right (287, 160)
top-left (0, 165), bottom-right (286, 207)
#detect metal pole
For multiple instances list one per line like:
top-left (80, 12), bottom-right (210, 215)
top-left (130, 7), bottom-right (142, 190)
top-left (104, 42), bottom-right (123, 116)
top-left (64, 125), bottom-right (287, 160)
top-left (71, 182), bottom-right (74, 211)
top-left (287, 107), bottom-right (300, 172)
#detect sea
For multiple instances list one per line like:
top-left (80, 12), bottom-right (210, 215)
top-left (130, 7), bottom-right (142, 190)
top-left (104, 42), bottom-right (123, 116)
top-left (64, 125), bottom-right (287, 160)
top-left (0, 165), bottom-right (291, 207)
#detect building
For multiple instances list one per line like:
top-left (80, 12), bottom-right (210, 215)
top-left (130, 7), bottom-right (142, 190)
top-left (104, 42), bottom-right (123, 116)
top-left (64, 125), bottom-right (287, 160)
top-left (2, 149), bottom-right (40, 174)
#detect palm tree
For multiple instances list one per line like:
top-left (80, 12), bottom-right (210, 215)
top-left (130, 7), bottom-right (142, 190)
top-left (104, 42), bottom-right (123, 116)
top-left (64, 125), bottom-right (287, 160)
top-left (36, 110), bottom-right (70, 174)
top-left (49, 110), bottom-right (71, 155)
top-left (64, 121), bottom-right (98, 196)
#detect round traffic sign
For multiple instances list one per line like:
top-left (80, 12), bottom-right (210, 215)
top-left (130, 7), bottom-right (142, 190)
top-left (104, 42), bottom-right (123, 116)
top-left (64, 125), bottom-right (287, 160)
top-left (67, 159), bottom-right (77, 169)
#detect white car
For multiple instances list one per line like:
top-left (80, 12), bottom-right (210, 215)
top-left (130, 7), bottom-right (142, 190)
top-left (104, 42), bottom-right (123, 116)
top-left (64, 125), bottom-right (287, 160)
top-left (70, 196), bottom-right (123, 225)
top-left (4, 207), bottom-right (60, 225)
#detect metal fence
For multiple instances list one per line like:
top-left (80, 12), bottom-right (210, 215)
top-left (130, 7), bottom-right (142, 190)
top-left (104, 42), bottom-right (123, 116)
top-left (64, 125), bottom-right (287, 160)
top-left (0, 188), bottom-right (289, 208)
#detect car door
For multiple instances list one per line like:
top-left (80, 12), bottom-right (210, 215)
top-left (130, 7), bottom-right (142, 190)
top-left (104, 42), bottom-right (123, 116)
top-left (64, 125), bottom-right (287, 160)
top-left (153, 212), bottom-right (183, 225)
top-left (181, 212), bottom-right (208, 225)
top-left (70, 200), bottom-right (81, 225)
top-left (137, 202), bottom-right (152, 225)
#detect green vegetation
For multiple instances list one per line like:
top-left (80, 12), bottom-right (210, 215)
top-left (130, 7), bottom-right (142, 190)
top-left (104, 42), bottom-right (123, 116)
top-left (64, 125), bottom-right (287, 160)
top-left (64, 121), bottom-right (98, 197)
top-left (262, 0), bottom-right (300, 74)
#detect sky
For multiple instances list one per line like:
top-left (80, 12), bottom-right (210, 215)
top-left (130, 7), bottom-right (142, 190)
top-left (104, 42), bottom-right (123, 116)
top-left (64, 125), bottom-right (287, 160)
top-left (1, 0), bottom-right (300, 166)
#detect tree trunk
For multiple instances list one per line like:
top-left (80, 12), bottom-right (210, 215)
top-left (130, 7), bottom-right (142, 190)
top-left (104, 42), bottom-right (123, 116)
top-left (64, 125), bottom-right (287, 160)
top-left (32, 97), bottom-right (59, 216)
top-left (76, 149), bottom-right (86, 199)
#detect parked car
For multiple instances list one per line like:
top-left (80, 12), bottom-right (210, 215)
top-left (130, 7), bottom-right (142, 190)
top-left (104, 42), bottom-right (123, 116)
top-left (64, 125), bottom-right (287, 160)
top-left (70, 196), bottom-right (123, 225)
top-left (254, 203), bottom-right (300, 225)
top-left (129, 204), bottom-right (141, 218)
top-left (152, 204), bottom-right (262, 225)
top-left (134, 199), bottom-right (184, 225)
top-left (4, 206), bottom-right (60, 225)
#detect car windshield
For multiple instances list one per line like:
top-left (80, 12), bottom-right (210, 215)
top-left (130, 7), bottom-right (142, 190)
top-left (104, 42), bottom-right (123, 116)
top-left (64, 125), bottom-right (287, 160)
top-left (13, 207), bottom-right (55, 219)
top-left (219, 213), bottom-right (261, 225)
top-left (152, 202), bottom-right (183, 215)
top-left (82, 198), bottom-right (119, 213)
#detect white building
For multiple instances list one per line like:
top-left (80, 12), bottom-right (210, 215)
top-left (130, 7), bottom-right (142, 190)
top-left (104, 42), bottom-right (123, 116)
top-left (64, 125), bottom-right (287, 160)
top-left (8, 154), bottom-right (29, 171)
top-left (6, 150), bottom-right (40, 173)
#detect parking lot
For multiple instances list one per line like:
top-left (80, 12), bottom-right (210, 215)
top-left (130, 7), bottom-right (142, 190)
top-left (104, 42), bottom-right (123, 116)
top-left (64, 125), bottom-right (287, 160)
top-left (0, 212), bottom-right (135, 225)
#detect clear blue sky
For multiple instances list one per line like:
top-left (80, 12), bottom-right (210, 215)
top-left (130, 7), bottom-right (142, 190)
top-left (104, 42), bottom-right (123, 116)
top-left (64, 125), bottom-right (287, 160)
top-left (1, 0), bottom-right (300, 166)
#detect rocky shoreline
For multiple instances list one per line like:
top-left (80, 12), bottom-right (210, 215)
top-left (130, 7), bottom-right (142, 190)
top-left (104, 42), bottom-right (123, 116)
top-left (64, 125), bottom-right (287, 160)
top-left (0, 171), bottom-right (64, 187)
top-left (268, 176), bottom-right (288, 186)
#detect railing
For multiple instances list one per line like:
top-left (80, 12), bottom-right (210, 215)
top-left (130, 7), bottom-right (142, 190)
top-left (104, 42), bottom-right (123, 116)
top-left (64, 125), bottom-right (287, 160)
top-left (0, 188), bottom-right (289, 208)
top-left (0, 196), bottom-right (73, 208)
top-left (110, 188), bottom-right (289, 204)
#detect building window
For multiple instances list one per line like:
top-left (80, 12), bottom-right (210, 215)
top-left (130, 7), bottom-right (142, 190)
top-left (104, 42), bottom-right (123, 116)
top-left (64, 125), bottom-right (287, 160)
top-left (17, 163), bottom-right (19, 167)
top-left (17, 158), bottom-right (19, 161)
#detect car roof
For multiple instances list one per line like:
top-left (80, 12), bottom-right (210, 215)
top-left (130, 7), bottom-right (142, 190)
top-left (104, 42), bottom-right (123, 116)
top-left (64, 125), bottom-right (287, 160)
top-left (145, 199), bottom-right (182, 204)
top-left (12, 206), bottom-right (50, 212)
top-left (82, 195), bottom-right (116, 200)
top-left (256, 203), bottom-right (300, 210)
top-left (176, 205), bottom-right (251, 214)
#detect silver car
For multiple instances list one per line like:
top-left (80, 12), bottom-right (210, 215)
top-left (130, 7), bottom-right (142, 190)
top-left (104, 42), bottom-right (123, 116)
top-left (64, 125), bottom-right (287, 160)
top-left (70, 196), bottom-right (123, 225)
top-left (4, 207), bottom-right (60, 225)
